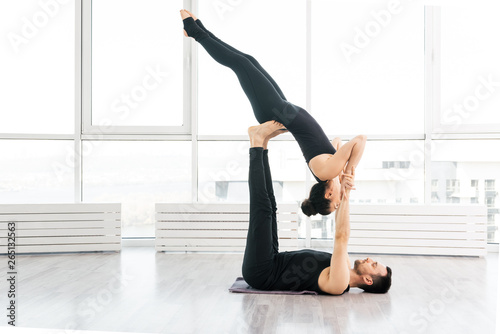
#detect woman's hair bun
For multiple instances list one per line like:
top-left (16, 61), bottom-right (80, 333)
top-left (301, 199), bottom-right (317, 217)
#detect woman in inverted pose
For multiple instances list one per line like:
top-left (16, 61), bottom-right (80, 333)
top-left (180, 10), bottom-right (367, 215)
top-left (241, 121), bottom-right (391, 295)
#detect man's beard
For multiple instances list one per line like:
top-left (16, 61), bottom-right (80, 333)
top-left (354, 260), bottom-right (363, 275)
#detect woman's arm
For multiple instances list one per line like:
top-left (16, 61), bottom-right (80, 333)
top-left (331, 137), bottom-right (350, 184)
top-left (331, 137), bottom-right (343, 151)
top-left (314, 135), bottom-right (366, 181)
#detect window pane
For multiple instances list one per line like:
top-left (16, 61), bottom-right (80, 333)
top-left (198, 140), bottom-right (309, 237)
top-left (198, 0), bottom-right (306, 135)
top-left (432, 140), bottom-right (500, 243)
top-left (440, 3), bottom-right (500, 129)
top-left (311, 140), bottom-right (425, 239)
top-left (311, 1), bottom-right (424, 135)
top-left (198, 141), bottom-right (250, 203)
top-left (350, 140), bottom-right (424, 204)
top-left (0, 140), bottom-right (74, 203)
top-left (82, 141), bottom-right (191, 237)
top-left (0, 1), bottom-right (74, 134)
top-left (198, 141), bottom-right (306, 203)
top-left (91, 0), bottom-right (183, 127)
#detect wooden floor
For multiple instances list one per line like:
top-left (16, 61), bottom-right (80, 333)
top-left (1, 247), bottom-right (497, 334)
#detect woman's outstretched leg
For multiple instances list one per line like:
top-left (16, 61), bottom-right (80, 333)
top-left (181, 10), bottom-right (298, 126)
top-left (183, 10), bottom-right (287, 101)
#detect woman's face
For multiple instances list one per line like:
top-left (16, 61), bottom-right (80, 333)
top-left (324, 177), bottom-right (342, 212)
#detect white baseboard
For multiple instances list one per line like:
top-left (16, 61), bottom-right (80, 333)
top-left (122, 238), bottom-right (155, 247)
top-left (120, 238), bottom-right (499, 254)
top-left (488, 243), bottom-right (499, 253)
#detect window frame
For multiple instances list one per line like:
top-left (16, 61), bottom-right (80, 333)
top-left (81, 0), bottom-right (192, 135)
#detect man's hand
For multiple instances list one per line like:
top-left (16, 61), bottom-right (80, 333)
top-left (340, 167), bottom-right (356, 200)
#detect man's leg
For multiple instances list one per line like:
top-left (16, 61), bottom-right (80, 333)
top-left (242, 122), bottom-right (286, 289)
top-left (241, 147), bottom-right (275, 287)
top-left (262, 149), bottom-right (279, 254)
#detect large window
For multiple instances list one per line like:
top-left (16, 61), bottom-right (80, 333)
top-left (1, 1), bottom-right (499, 244)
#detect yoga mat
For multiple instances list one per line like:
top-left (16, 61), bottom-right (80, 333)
top-left (229, 277), bottom-right (318, 295)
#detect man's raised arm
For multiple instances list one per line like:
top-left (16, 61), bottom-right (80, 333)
top-left (320, 170), bottom-right (355, 295)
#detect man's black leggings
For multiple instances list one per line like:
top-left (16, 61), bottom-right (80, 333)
top-left (196, 24), bottom-right (300, 126)
top-left (241, 147), bottom-right (279, 289)
top-left (242, 147), bottom-right (336, 293)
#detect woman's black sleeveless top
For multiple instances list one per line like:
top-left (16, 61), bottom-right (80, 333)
top-left (286, 107), bottom-right (337, 182)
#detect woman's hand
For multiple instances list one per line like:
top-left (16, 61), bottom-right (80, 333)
top-left (340, 167), bottom-right (356, 200)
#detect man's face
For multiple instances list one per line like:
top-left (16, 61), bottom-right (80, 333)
top-left (354, 257), bottom-right (388, 277)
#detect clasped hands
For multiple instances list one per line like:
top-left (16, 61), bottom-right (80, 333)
top-left (340, 167), bottom-right (356, 200)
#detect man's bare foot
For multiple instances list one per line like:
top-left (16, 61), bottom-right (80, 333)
top-left (248, 126), bottom-right (264, 148)
top-left (248, 121), bottom-right (285, 148)
top-left (180, 9), bottom-right (191, 37)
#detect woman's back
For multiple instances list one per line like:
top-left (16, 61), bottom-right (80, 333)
top-left (286, 105), bottom-right (337, 181)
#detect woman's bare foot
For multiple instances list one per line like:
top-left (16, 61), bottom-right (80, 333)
top-left (180, 9), bottom-right (191, 37)
top-left (248, 121), bottom-right (286, 148)
top-left (180, 9), bottom-right (191, 20)
top-left (263, 122), bottom-right (287, 149)
top-left (267, 122), bottom-right (288, 140)
top-left (184, 9), bottom-right (198, 21)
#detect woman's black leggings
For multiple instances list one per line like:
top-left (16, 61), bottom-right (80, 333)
top-left (242, 147), bottom-right (279, 289)
top-left (194, 21), bottom-right (300, 126)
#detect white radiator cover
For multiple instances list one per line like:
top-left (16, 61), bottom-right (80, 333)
top-left (156, 203), bottom-right (487, 256)
top-left (314, 204), bottom-right (488, 257)
top-left (0, 203), bottom-right (121, 254)
top-left (155, 203), bottom-right (299, 252)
